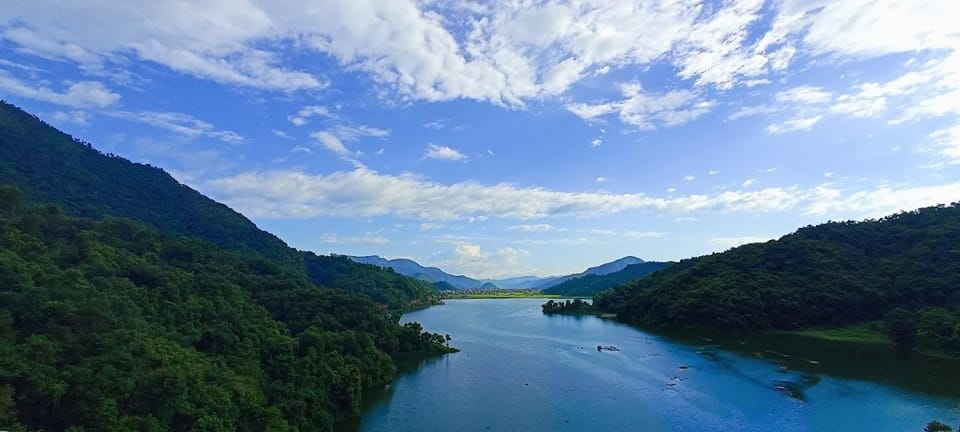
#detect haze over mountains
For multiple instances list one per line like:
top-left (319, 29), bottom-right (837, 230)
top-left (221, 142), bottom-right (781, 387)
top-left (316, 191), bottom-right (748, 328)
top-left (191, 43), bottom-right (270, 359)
top-left (349, 254), bottom-right (652, 290)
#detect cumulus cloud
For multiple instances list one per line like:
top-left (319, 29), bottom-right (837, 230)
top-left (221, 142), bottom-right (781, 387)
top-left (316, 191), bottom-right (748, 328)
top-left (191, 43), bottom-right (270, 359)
top-left (425, 144), bottom-right (467, 161)
top-left (289, 105), bottom-right (336, 126)
top-left (203, 168), bottom-right (960, 222)
top-left (569, 82), bottom-right (714, 130)
top-left (0, 72), bottom-right (120, 108)
top-left (11, 0), bottom-right (950, 108)
top-left (50, 110), bottom-right (90, 125)
top-left (441, 243), bottom-right (530, 279)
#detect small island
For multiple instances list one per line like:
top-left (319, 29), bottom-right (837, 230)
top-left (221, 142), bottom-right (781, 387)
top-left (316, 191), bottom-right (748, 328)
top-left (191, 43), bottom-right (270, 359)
top-left (541, 298), bottom-right (597, 315)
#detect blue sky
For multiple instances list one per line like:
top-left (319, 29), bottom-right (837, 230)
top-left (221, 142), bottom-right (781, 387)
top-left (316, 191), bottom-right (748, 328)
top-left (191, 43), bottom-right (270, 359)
top-left (2, 0), bottom-right (959, 278)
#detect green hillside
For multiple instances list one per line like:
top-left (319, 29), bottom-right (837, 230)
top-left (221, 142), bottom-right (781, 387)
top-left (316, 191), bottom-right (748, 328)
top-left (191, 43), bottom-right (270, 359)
top-left (0, 187), bottom-right (452, 431)
top-left (0, 101), bottom-right (435, 309)
top-left (595, 204), bottom-right (960, 354)
top-left (542, 261), bottom-right (671, 297)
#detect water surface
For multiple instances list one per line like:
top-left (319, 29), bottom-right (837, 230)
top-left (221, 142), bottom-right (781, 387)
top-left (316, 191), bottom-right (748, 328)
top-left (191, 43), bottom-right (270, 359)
top-left (342, 299), bottom-right (960, 431)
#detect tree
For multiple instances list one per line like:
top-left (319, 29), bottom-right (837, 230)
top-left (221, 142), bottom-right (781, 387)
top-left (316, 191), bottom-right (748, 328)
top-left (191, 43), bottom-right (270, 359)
top-left (884, 308), bottom-right (918, 352)
top-left (924, 420), bottom-right (952, 432)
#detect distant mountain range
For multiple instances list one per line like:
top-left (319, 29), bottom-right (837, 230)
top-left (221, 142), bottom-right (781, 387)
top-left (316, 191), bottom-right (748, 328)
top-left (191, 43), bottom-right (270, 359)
top-left (542, 261), bottom-right (672, 297)
top-left (348, 255), bottom-right (649, 290)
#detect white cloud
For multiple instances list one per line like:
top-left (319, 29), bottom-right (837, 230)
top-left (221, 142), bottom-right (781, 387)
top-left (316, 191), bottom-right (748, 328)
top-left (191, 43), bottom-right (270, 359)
top-left (272, 129), bottom-right (293, 139)
top-left (319, 232), bottom-right (389, 245)
top-left (595, 176), bottom-right (606, 183)
top-left (767, 115), bottom-right (823, 134)
top-left (311, 131), bottom-right (349, 155)
top-left (3, 0), bottom-right (958, 110)
top-left (767, 0), bottom-right (960, 58)
top-left (824, 172), bottom-right (834, 178)
top-left (570, 82), bottom-right (714, 130)
top-left (0, 72), bottom-right (120, 108)
top-left (742, 178), bottom-right (756, 187)
top-left (728, 104), bottom-right (778, 120)
top-left (107, 110), bottom-right (243, 143)
top-left (708, 170), bottom-right (719, 175)
top-left (289, 105), bottom-right (335, 126)
top-left (683, 175), bottom-right (695, 181)
top-left (50, 110), bottom-right (90, 125)
top-left (775, 85), bottom-right (833, 105)
top-left (507, 224), bottom-right (554, 232)
top-left (425, 143), bottom-right (467, 161)
top-left (928, 123), bottom-right (960, 165)
top-left (419, 222), bottom-right (444, 231)
top-left (432, 243), bottom-right (531, 278)
top-left (204, 168), bottom-right (960, 222)
top-left (590, 138), bottom-right (602, 147)
top-left (423, 119), bottom-right (450, 130)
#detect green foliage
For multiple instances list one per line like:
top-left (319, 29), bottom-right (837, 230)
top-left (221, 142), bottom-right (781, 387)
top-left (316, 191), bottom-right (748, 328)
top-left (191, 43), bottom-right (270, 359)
top-left (541, 298), bottom-right (594, 314)
top-left (304, 253), bottom-right (438, 310)
top-left (925, 421), bottom-right (953, 432)
top-left (542, 262), bottom-right (671, 297)
top-left (884, 308), bottom-right (918, 352)
top-left (0, 101), bottom-right (437, 309)
top-left (596, 203), bottom-right (960, 355)
top-left (0, 189), bottom-right (453, 431)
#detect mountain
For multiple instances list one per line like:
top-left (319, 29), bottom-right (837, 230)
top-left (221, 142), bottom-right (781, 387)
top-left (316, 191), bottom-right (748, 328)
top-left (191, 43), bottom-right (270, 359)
top-left (596, 203), bottom-right (960, 343)
top-left (0, 101), bottom-right (436, 309)
top-left (350, 255), bottom-right (487, 289)
top-left (433, 280), bottom-right (458, 291)
top-left (530, 256), bottom-right (648, 289)
top-left (582, 256), bottom-right (644, 276)
top-left (542, 261), bottom-right (672, 297)
top-left (479, 275), bottom-right (544, 289)
top-left (352, 254), bottom-right (656, 290)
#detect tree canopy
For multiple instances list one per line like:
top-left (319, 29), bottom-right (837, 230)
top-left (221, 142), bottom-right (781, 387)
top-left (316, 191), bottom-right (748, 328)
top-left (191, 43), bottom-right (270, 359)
top-left (0, 187), bottom-right (453, 431)
top-left (596, 203), bottom-right (960, 355)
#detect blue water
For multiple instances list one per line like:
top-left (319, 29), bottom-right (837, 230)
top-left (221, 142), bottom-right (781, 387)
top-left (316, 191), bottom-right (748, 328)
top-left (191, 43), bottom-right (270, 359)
top-left (344, 299), bottom-right (960, 432)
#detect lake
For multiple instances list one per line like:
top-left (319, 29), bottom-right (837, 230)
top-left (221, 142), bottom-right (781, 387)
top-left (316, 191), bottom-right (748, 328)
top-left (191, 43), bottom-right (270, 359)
top-left (340, 299), bottom-right (960, 432)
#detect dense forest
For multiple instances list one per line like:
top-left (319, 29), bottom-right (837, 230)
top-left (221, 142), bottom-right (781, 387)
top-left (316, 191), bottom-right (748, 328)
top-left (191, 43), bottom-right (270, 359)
top-left (595, 203), bottom-right (960, 355)
top-left (541, 298), bottom-right (594, 314)
top-left (0, 187), bottom-right (453, 431)
top-left (542, 261), bottom-right (671, 297)
top-left (0, 102), bottom-right (437, 309)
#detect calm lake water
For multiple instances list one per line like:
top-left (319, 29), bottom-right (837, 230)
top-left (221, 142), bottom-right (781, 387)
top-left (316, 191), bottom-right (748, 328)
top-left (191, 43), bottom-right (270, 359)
top-left (341, 299), bottom-right (960, 432)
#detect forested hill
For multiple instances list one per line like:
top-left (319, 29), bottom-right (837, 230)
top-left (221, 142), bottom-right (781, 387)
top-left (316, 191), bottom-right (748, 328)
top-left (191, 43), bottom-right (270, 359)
top-left (0, 101), bottom-right (435, 308)
top-left (542, 261), bottom-right (671, 297)
top-left (596, 203), bottom-right (960, 332)
top-left (0, 187), bottom-right (453, 431)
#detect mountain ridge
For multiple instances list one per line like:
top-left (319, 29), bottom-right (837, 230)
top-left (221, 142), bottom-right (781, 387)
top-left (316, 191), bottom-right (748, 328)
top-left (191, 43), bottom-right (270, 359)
top-left (349, 254), bottom-right (649, 290)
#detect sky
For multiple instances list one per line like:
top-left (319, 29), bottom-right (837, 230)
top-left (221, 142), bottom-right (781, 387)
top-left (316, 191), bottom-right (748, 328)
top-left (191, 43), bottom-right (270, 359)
top-left (1, 0), bottom-right (959, 279)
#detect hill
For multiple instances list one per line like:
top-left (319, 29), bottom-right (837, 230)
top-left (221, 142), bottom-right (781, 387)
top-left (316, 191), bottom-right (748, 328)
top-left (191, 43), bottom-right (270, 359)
top-left (0, 187), bottom-right (453, 431)
top-left (350, 255), bottom-right (486, 289)
top-left (595, 203), bottom-right (960, 351)
top-left (542, 261), bottom-right (672, 297)
top-left (581, 256), bottom-right (644, 276)
top-left (0, 101), bottom-right (435, 309)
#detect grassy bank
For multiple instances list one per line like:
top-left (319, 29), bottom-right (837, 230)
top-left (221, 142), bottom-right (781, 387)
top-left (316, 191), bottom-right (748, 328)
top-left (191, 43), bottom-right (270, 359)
top-left (782, 322), bottom-right (890, 345)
